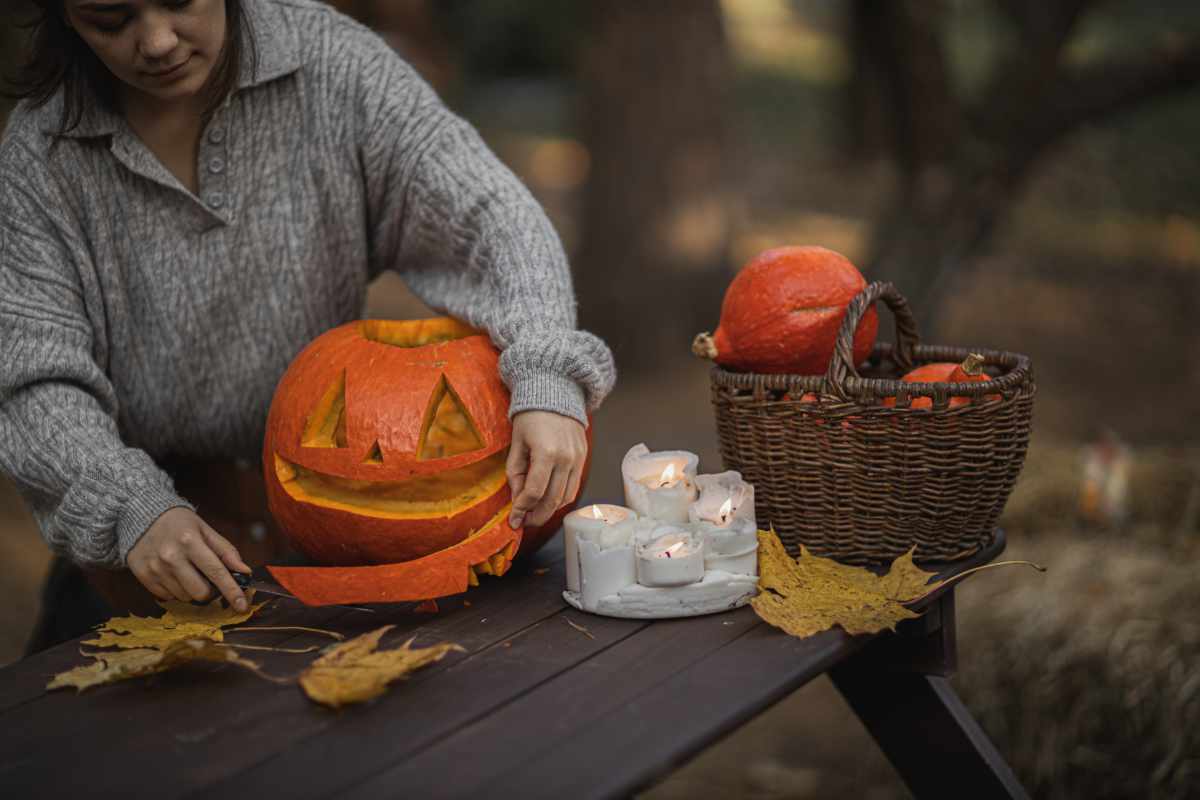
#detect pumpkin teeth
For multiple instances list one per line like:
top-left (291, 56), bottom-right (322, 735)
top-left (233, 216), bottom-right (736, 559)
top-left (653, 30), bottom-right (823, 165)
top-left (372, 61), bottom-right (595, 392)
top-left (467, 566), bottom-right (479, 587)
top-left (489, 553), bottom-right (507, 575)
top-left (503, 541), bottom-right (517, 560)
top-left (474, 559), bottom-right (493, 576)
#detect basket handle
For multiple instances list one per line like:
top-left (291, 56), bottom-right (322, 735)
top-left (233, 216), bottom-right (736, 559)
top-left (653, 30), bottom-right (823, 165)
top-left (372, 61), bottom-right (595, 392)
top-left (823, 281), bottom-right (921, 398)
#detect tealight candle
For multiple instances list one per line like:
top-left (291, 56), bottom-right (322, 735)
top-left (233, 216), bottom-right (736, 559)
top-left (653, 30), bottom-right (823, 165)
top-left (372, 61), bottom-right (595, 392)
top-left (562, 504), bottom-right (637, 593)
top-left (621, 443), bottom-right (699, 523)
top-left (635, 527), bottom-right (705, 587)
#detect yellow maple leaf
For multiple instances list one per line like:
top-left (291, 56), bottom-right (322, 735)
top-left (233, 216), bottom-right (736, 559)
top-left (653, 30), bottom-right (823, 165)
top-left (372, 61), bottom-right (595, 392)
top-left (47, 638), bottom-right (267, 692)
top-left (751, 529), bottom-right (944, 638)
top-left (300, 625), bottom-right (462, 709)
top-left (83, 593), bottom-right (268, 650)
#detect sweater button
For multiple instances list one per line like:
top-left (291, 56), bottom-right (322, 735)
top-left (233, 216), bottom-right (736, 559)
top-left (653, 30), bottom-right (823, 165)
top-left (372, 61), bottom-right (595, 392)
top-left (208, 156), bottom-right (225, 174)
top-left (205, 191), bottom-right (225, 209)
top-left (208, 127), bottom-right (225, 144)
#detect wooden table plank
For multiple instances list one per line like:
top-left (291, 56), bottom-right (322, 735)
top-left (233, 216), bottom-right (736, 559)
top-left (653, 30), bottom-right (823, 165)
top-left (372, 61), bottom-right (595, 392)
top-left (340, 532), bottom-right (1008, 800)
top-left (0, 544), bottom-right (572, 797)
top-left (0, 602), bottom-right (376, 794)
top-left (0, 527), bottom-right (1010, 800)
top-left (340, 608), bottom-right (777, 800)
top-left (192, 554), bottom-right (651, 799)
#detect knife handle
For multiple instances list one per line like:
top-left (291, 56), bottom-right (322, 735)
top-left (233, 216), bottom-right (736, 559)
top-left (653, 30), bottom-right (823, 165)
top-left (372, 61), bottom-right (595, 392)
top-left (191, 570), bottom-right (253, 605)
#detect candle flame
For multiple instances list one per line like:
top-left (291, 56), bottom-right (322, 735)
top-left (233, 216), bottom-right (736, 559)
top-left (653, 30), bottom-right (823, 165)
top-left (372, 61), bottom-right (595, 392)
top-left (658, 463), bottom-right (677, 488)
top-left (659, 541), bottom-right (685, 559)
top-left (718, 496), bottom-right (734, 524)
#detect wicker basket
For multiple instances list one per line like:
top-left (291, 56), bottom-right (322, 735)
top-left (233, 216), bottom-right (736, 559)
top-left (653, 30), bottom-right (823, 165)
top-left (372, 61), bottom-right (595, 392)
top-left (708, 281), bottom-right (1035, 565)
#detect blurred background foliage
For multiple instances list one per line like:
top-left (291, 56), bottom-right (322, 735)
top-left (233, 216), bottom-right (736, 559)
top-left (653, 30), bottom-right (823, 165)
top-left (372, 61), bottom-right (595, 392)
top-left (2, 1), bottom-right (1199, 797)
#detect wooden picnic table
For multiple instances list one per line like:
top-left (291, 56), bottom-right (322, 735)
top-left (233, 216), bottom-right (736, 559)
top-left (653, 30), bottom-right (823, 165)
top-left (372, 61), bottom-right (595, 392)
top-left (0, 523), bottom-right (1027, 800)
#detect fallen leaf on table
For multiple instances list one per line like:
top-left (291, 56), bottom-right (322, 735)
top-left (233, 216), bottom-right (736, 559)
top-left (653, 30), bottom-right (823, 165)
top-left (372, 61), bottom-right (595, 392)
top-left (83, 593), bottom-right (269, 650)
top-left (751, 529), bottom-right (1044, 639)
top-left (48, 638), bottom-right (271, 693)
top-left (751, 529), bottom-right (940, 638)
top-left (300, 625), bottom-right (462, 708)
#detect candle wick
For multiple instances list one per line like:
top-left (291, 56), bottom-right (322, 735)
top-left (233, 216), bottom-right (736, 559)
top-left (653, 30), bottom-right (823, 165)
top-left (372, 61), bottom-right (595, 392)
top-left (665, 551), bottom-right (671, 558)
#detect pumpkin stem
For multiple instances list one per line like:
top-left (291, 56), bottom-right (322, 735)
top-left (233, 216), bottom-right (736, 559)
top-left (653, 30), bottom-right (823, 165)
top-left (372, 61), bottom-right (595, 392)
top-left (960, 352), bottom-right (986, 377)
top-left (692, 332), bottom-right (719, 360)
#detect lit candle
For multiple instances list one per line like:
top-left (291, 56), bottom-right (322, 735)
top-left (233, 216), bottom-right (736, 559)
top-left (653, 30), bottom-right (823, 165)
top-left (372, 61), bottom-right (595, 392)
top-left (621, 443), bottom-right (699, 523)
top-left (562, 504), bottom-right (637, 595)
top-left (689, 471), bottom-right (758, 576)
top-left (635, 527), bottom-right (705, 587)
top-left (689, 471), bottom-right (756, 527)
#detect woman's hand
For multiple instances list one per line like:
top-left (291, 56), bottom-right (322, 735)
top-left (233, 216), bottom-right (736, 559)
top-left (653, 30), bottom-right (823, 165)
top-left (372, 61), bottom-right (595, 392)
top-left (507, 410), bottom-right (588, 529)
top-left (127, 507), bottom-right (252, 611)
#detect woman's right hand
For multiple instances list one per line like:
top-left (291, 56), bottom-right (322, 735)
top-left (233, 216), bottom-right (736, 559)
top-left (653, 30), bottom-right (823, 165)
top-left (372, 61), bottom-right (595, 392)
top-left (128, 507), bottom-right (252, 612)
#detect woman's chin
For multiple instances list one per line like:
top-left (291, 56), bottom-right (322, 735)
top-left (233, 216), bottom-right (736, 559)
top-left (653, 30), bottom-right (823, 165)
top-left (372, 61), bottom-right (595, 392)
top-left (134, 63), bottom-right (213, 105)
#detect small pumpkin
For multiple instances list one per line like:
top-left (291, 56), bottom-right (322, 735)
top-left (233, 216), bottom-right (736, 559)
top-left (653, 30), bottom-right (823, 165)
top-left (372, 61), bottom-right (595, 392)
top-left (262, 318), bottom-right (587, 602)
top-left (882, 353), bottom-right (997, 409)
top-left (693, 246), bottom-right (878, 375)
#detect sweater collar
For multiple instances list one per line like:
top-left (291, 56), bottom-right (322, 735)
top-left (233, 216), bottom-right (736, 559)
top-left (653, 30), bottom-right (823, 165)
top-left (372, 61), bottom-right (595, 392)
top-left (44, 0), bottom-right (300, 139)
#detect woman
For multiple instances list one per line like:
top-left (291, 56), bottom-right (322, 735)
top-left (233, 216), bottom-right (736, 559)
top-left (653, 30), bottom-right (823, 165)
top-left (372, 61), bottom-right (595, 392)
top-left (0, 0), bottom-right (615, 638)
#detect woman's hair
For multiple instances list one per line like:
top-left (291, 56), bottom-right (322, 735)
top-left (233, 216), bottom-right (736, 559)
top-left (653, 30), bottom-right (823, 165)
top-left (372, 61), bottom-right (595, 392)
top-left (4, 0), bottom-right (256, 136)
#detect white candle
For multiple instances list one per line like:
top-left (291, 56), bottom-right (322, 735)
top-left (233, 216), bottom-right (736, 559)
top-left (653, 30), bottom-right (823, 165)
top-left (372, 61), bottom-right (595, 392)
top-left (691, 515), bottom-right (758, 577)
top-left (685, 471), bottom-right (758, 576)
top-left (563, 504), bottom-right (636, 594)
top-left (621, 443), bottom-right (699, 523)
top-left (578, 538), bottom-right (638, 611)
top-left (689, 471), bottom-right (756, 527)
top-left (635, 527), bottom-right (705, 587)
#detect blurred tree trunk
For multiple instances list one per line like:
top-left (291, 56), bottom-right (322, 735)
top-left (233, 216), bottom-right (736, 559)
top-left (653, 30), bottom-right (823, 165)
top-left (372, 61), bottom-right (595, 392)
top-left (575, 0), bottom-right (733, 373)
top-left (847, 0), bottom-right (1200, 328)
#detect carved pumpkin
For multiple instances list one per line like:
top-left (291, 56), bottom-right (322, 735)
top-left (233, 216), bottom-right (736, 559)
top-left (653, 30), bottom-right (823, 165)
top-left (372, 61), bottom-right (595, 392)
top-left (262, 318), bottom-right (586, 603)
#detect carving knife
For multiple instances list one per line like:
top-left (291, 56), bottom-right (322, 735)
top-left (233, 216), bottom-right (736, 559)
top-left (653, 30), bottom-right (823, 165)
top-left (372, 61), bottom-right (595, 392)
top-left (197, 569), bottom-right (375, 613)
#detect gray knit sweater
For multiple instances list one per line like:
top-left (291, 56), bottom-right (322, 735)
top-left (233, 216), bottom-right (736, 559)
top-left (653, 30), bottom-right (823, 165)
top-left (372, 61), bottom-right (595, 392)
top-left (0, 0), bottom-right (616, 569)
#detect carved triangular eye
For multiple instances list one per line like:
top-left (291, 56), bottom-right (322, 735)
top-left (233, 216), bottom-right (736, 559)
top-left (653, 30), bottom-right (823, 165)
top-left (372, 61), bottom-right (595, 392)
top-left (363, 440), bottom-right (384, 465)
top-left (301, 371), bottom-right (348, 448)
top-left (418, 375), bottom-right (484, 460)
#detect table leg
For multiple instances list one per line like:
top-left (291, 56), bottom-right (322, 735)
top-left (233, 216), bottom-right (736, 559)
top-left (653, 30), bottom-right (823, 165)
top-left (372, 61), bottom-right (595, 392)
top-left (830, 592), bottom-right (1029, 800)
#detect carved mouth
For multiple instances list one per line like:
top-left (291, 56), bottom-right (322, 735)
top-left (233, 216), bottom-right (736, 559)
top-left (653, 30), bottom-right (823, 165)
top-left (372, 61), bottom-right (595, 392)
top-left (273, 449), bottom-right (509, 519)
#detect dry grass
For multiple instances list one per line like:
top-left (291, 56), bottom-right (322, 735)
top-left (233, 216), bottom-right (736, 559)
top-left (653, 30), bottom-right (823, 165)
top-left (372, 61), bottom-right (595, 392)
top-left (948, 442), bottom-right (1200, 798)
top-left (955, 530), bottom-right (1199, 799)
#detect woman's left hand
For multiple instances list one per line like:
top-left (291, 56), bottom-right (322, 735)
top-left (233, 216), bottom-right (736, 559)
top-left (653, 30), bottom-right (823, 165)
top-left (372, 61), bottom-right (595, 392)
top-left (507, 410), bottom-right (588, 529)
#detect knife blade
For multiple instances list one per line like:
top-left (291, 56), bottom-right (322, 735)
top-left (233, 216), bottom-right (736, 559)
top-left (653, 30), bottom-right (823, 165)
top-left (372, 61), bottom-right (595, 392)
top-left (195, 570), bottom-right (375, 613)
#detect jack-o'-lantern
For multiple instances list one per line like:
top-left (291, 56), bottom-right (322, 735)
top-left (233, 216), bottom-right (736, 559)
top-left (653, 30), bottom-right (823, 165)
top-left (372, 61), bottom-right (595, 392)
top-left (262, 318), bottom-right (587, 602)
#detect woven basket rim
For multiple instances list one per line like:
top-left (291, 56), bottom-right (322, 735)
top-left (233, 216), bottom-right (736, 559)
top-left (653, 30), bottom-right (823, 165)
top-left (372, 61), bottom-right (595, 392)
top-left (709, 342), bottom-right (1032, 402)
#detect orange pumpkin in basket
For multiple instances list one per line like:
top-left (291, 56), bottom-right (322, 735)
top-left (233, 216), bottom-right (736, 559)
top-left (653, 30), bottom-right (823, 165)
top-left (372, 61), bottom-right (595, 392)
top-left (882, 353), bottom-right (998, 409)
top-left (262, 318), bottom-right (587, 602)
top-left (693, 246), bottom-right (878, 375)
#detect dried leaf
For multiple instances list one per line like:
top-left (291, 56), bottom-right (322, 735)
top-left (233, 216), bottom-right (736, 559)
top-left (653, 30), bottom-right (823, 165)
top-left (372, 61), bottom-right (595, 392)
top-left (48, 639), bottom-right (268, 692)
top-left (83, 594), bottom-right (268, 650)
top-left (751, 529), bottom-right (943, 638)
top-left (299, 625), bottom-right (462, 708)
